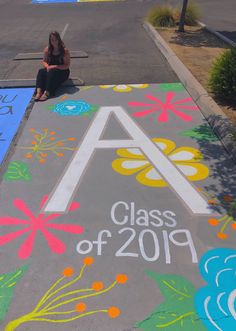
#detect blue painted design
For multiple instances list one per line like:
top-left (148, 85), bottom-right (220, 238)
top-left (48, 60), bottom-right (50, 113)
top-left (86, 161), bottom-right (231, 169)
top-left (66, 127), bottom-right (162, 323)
top-left (195, 248), bottom-right (236, 331)
top-left (0, 88), bottom-right (34, 164)
top-left (51, 100), bottom-right (97, 116)
top-left (32, 0), bottom-right (77, 3)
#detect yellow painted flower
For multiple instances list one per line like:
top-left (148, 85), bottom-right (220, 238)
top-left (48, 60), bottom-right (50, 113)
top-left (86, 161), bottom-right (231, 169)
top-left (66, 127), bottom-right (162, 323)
top-left (112, 138), bottom-right (209, 187)
top-left (99, 84), bottom-right (149, 92)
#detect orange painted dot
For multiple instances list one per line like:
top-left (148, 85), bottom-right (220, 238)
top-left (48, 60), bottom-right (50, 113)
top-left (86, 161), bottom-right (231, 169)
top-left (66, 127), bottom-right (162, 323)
top-left (75, 302), bottom-right (87, 312)
top-left (50, 131), bottom-right (56, 135)
top-left (208, 218), bottom-right (219, 226)
top-left (217, 232), bottom-right (228, 240)
top-left (34, 134), bottom-right (40, 139)
top-left (39, 159), bottom-right (46, 164)
top-left (108, 306), bottom-right (120, 319)
top-left (31, 141), bottom-right (37, 145)
top-left (231, 223), bottom-right (236, 230)
top-left (83, 256), bottom-right (94, 266)
top-left (25, 153), bottom-right (32, 159)
top-left (57, 153), bottom-right (64, 157)
top-left (92, 281), bottom-right (104, 291)
top-left (223, 195), bottom-right (233, 202)
top-left (68, 137), bottom-right (76, 141)
top-left (62, 267), bottom-right (74, 277)
top-left (40, 153), bottom-right (48, 158)
top-left (57, 142), bottom-right (64, 146)
top-left (50, 137), bottom-right (56, 140)
top-left (116, 274), bottom-right (128, 284)
top-left (29, 128), bottom-right (35, 132)
top-left (208, 199), bottom-right (218, 205)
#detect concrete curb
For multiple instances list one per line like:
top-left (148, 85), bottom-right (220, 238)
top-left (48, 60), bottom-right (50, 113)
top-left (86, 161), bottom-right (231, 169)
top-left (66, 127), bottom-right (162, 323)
top-left (198, 21), bottom-right (236, 47)
top-left (143, 22), bottom-right (236, 163)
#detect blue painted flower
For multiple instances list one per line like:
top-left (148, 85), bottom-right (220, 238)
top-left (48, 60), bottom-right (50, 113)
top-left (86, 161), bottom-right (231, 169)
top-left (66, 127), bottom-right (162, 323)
top-left (195, 248), bottom-right (236, 331)
top-left (51, 100), bottom-right (97, 116)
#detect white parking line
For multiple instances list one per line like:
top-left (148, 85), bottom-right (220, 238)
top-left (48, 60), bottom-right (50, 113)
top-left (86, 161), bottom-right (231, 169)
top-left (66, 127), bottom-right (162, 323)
top-left (61, 23), bottom-right (69, 39)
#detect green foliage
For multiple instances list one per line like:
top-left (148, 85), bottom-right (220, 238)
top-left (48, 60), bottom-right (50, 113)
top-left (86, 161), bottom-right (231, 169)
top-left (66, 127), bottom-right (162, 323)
top-left (147, 5), bottom-right (176, 28)
top-left (0, 266), bottom-right (27, 321)
top-left (184, 1), bottom-right (201, 26)
top-left (208, 47), bottom-right (236, 101)
top-left (136, 270), bottom-right (206, 331)
top-left (180, 124), bottom-right (218, 142)
top-left (3, 161), bottom-right (31, 181)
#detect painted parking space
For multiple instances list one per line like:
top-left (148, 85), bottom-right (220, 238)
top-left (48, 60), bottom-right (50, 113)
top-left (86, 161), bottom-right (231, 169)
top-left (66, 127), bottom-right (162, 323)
top-left (0, 83), bottom-right (236, 331)
top-left (0, 88), bottom-right (34, 165)
top-left (32, 0), bottom-right (119, 3)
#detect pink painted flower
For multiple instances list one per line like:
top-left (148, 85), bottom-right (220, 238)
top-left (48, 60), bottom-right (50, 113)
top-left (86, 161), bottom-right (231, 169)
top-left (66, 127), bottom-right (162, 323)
top-left (0, 196), bottom-right (84, 259)
top-left (129, 92), bottom-right (199, 122)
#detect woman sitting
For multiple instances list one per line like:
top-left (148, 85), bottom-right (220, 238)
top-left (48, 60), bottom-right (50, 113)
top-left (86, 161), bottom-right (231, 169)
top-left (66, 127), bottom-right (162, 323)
top-left (34, 31), bottom-right (70, 101)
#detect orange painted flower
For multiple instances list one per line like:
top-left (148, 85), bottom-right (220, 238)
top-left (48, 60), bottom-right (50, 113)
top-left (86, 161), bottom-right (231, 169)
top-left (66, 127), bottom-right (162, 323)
top-left (116, 274), bottom-right (128, 284)
top-left (83, 256), bottom-right (94, 266)
top-left (108, 306), bottom-right (120, 318)
top-left (92, 281), bottom-right (104, 291)
top-left (75, 302), bottom-right (87, 312)
top-left (63, 267), bottom-right (74, 277)
top-left (208, 218), bottom-right (219, 226)
top-left (217, 232), bottom-right (228, 240)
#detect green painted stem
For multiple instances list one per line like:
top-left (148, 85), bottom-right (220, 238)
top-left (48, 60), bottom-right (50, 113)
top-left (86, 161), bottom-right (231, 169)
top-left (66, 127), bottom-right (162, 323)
top-left (4, 314), bottom-right (32, 331)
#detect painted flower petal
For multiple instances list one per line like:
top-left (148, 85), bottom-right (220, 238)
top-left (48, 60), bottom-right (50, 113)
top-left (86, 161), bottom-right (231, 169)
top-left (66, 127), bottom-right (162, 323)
top-left (0, 227), bottom-right (31, 245)
top-left (136, 166), bottom-right (167, 187)
top-left (18, 229), bottom-right (36, 259)
top-left (169, 147), bottom-right (203, 162)
top-left (45, 223), bottom-right (84, 234)
top-left (13, 199), bottom-right (35, 220)
top-left (41, 228), bottom-right (66, 254)
top-left (0, 217), bottom-right (29, 225)
top-left (99, 85), bottom-right (114, 89)
top-left (177, 163), bottom-right (209, 181)
top-left (122, 160), bottom-right (149, 169)
top-left (69, 201), bottom-right (80, 211)
top-left (129, 84), bottom-right (149, 88)
top-left (116, 148), bottom-right (145, 160)
top-left (114, 85), bottom-right (132, 92)
top-left (112, 158), bottom-right (149, 176)
top-left (153, 138), bottom-right (176, 155)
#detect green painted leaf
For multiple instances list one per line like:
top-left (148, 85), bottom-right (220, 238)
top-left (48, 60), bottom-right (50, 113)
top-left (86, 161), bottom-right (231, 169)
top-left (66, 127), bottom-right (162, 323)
top-left (136, 271), bottom-right (206, 331)
top-left (145, 271), bottom-right (195, 301)
top-left (3, 161), bottom-right (32, 181)
top-left (179, 124), bottom-right (218, 142)
top-left (0, 266), bottom-right (28, 321)
top-left (158, 83), bottom-right (185, 92)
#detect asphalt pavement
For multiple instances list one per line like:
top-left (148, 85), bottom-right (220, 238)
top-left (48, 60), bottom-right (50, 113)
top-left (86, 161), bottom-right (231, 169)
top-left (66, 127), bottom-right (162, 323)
top-left (0, 1), bottom-right (236, 331)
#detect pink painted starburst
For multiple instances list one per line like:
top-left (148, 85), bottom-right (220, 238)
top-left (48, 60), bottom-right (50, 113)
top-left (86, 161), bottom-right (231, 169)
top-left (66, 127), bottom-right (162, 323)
top-left (128, 92), bottom-right (199, 122)
top-left (0, 196), bottom-right (84, 259)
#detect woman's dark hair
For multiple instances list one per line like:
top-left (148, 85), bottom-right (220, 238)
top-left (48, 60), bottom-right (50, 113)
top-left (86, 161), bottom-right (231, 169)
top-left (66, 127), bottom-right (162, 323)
top-left (48, 31), bottom-right (65, 63)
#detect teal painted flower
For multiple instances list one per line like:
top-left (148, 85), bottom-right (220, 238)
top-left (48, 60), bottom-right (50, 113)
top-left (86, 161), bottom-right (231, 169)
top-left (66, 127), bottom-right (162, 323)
top-left (49, 100), bottom-right (98, 117)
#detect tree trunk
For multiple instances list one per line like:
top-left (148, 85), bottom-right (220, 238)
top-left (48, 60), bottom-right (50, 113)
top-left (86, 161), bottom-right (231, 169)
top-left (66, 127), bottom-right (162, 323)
top-left (178, 0), bottom-right (189, 32)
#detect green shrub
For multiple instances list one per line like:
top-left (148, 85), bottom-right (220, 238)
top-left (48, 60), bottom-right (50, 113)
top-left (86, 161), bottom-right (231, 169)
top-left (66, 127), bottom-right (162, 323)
top-left (184, 1), bottom-right (201, 26)
top-left (147, 5), bottom-right (176, 28)
top-left (208, 48), bottom-right (236, 101)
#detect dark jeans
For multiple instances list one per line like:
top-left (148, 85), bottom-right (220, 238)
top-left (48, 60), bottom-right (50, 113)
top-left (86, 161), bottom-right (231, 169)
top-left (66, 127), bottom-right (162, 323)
top-left (36, 68), bottom-right (70, 95)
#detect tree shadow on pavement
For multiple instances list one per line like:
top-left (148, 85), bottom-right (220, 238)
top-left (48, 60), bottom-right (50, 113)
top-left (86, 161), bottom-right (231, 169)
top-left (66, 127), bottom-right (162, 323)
top-left (169, 27), bottom-right (228, 48)
top-left (195, 116), bottom-right (236, 215)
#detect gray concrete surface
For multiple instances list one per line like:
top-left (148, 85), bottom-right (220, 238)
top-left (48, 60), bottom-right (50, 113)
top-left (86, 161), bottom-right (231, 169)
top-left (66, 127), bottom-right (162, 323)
top-left (1, 83), bottom-right (236, 331)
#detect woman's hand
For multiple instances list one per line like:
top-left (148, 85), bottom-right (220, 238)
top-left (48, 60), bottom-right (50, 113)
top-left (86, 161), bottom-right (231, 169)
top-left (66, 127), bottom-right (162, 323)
top-left (47, 65), bottom-right (57, 72)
